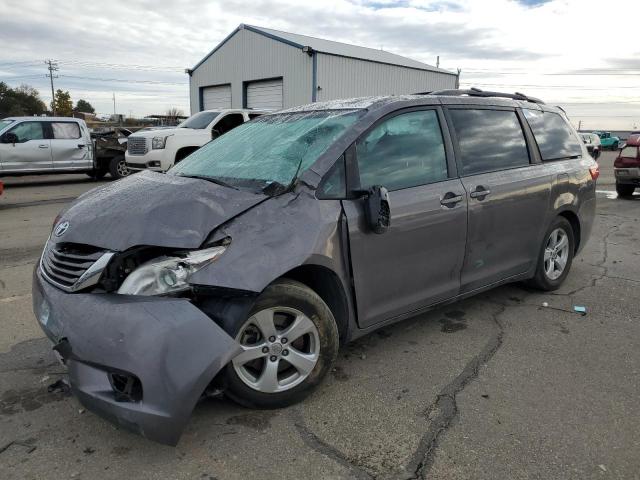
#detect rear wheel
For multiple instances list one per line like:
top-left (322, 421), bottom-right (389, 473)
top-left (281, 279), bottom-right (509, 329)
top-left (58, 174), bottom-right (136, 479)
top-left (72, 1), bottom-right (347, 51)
top-left (527, 217), bottom-right (575, 291)
top-left (616, 183), bottom-right (635, 198)
top-left (611, 141), bottom-right (619, 151)
top-left (224, 279), bottom-right (339, 409)
top-left (109, 155), bottom-right (130, 179)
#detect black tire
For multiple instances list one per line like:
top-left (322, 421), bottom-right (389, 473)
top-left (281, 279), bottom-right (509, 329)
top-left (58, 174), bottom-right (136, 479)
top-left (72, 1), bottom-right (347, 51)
top-left (108, 155), bottom-right (130, 179)
top-left (527, 217), bottom-right (575, 291)
top-left (616, 183), bottom-right (635, 198)
top-left (611, 142), bottom-right (619, 151)
top-left (224, 279), bottom-right (339, 409)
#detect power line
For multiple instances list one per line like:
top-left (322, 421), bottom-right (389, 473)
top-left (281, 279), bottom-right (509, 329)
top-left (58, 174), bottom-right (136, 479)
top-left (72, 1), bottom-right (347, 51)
top-left (59, 74), bottom-right (185, 85)
top-left (0, 58), bottom-right (185, 71)
top-left (57, 60), bottom-right (184, 72)
top-left (0, 60), bottom-right (44, 67)
top-left (0, 74), bottom-right (45, 80)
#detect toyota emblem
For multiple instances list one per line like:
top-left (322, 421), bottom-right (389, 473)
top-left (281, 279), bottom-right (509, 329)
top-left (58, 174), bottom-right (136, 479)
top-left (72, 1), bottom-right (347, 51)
top-left (54, 221), bottom-right (70, 237)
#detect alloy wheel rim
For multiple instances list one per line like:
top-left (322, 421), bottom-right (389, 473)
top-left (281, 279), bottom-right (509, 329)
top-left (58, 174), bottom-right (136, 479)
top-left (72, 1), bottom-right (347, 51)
top-left (117, 159), bottom-right (130, 177)
top-left (232, 307), bottom-right (320, 393)
top-left (544, 228), bottom-right (569, 280)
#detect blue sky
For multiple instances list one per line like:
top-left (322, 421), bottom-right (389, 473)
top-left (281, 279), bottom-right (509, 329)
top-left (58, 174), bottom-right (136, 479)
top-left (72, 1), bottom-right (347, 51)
top-left (0, 0), bottom-right (637, 129)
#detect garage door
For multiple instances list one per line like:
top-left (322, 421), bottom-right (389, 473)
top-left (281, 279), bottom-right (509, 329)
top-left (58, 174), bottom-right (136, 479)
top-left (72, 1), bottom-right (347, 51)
top-left (246, 78), bottom-right (283, 111)
top-left (202, 85), bottom-right (231, 110)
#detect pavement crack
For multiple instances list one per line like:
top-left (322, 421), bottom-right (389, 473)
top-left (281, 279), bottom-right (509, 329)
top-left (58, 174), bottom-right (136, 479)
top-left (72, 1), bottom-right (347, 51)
top-left (290, 408), bottom-right (374, 480)
top-left (0, 439), bottom-right (37, 455)
top-left (405, 303), bottom-right (505, 480)
top-left (550, 218), bottom-right (633, 298)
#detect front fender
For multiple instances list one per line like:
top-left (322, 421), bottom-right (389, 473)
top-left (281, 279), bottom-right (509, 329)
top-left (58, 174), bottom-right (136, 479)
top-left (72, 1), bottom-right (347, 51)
top-left (189, 189), bottom-right (347, 294)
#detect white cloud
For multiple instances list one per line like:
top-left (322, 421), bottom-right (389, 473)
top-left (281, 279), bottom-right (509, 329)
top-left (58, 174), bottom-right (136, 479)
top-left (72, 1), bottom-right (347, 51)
top-left (0, 0), bottom-right (638, 128)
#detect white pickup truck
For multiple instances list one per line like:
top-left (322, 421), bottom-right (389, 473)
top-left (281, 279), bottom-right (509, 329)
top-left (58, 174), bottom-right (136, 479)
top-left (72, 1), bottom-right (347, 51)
top-left (125, 109), bottom-right (264, 172)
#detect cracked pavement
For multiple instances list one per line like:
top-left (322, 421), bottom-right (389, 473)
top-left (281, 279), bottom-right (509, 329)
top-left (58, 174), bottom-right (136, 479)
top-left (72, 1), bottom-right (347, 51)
top-left (1, 155), bottom-right (639, 479)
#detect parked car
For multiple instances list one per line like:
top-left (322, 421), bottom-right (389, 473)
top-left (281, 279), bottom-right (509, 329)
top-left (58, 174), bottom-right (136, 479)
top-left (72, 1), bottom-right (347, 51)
top-left (34, 90), bottom-right (597, 445)
top-left (593, 131), bottom-right (620, 150)
top-left (613, 133), bottom-right (640, 197)
top-left (125, 109), bottom-right (265, 172)
top-left (0, 117), bottom-right (98, 176)
top-left (580, 132), bottom-right (601, 159)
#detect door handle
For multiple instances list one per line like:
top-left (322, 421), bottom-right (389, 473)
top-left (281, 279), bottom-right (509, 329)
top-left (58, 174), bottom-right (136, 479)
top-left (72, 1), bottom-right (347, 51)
top-left (38, 144), bottom-right (49, 149)
top-left (469, 186), bottom-right (491, 199)
top-left (440, 192), bottom-right (463, 207)
top-left (77, 144), bottom-right (86, 148)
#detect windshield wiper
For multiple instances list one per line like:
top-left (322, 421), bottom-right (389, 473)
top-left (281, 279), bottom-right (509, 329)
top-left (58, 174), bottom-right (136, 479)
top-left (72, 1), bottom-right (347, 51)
top-left (177, 174), bottom-right (239, 190)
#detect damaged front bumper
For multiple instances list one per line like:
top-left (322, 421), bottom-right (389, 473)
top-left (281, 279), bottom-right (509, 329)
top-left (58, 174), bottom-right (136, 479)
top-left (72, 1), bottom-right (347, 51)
top-left (32, 268), bottom-right (242, 445)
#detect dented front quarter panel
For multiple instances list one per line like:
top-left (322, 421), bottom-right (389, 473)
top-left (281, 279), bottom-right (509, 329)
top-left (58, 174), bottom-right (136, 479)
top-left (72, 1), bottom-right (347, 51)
top-left (191, 186), bottom-right (352, 297)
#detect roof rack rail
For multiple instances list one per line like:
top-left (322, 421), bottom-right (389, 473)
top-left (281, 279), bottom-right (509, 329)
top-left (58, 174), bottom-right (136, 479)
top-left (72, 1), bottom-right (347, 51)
top-left (425, 87), bottom-right (545, 105)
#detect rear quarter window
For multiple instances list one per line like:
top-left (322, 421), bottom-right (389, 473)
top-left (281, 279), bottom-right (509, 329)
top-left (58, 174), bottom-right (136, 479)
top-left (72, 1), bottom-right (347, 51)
top-left (620, 146), bottom-right (638, 158)
top-left (448, 109), bottom-right (530, 176)
top-left (51, 122), bottom-right (81, 139)
top-left (523, 110), bottom-right (582, 161)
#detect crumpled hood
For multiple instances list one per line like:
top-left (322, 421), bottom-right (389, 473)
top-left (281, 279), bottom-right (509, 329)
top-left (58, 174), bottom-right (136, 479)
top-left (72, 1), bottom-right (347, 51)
top-left (54, 171), bottom-right (267, 251)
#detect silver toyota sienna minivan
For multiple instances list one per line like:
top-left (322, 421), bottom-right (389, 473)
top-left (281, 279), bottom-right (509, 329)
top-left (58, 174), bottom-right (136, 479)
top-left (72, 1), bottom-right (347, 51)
top-left (33, 90), bottom-right (598, 445)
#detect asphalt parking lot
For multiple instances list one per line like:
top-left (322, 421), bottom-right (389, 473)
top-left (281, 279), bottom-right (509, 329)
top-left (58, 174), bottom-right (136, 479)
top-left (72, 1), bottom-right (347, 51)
top-left (1, 151), bottom-right (638, 480)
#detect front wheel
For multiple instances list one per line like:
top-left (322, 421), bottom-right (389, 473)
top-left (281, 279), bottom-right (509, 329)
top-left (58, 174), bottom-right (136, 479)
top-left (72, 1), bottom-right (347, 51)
top-left (527, 217), bottom-right (575, 291)
top-left (109, 155), bottom-right (130, 179)
top-left (616, 183), bottom-right (635, 198)
top-left (224, 279), bottom-right (339, 409)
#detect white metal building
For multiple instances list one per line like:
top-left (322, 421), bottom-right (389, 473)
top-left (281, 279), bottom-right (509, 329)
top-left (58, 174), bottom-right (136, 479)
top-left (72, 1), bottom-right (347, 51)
top-left (187, 24), bottom-right (458, 113)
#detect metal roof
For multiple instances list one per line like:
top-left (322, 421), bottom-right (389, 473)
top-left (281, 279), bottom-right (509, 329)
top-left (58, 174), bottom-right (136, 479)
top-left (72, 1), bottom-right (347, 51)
top-left (191, 24), bottom-right (456, 76)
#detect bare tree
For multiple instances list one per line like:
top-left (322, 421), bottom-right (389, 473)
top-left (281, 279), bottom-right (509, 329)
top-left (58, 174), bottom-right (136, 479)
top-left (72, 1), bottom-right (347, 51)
top-left (165, 107), bottom-right (184, 125)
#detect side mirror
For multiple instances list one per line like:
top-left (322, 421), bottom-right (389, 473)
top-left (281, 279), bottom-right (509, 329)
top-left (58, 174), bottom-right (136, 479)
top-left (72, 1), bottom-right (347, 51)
top-left (1, 132), bottom-right (18, 145)
top-left (358, 185), bottom-right (390, 234)
top-left (211, 128), bottom-right (221, 140)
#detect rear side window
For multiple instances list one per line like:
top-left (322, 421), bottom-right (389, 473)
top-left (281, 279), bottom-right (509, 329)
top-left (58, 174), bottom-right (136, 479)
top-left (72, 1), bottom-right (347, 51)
top-left (7, 122), bottom-right (45, 142)
top-left (449, 109), bottom-right (530, 176)
top-left (620, 146), bottom-right (638, 158)
top-left (356, 110), bottom-right (448, 191)
top-left (215, 114), bottom-right (244, 135)
top-left (523, 109), bottom-right (582, 161)
top-left (51, 122), bottom-right (81, 139)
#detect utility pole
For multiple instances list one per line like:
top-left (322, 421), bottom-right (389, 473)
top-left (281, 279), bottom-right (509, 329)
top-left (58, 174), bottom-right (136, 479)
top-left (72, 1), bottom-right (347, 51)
top-left (45, 59), bottom-right (58, 115)
top-left (436, 56), bottom-right (440, 68)
top-left (112, 93), bottom-right (116, 116)
top-left (578, 120), bottom-right (582, 131)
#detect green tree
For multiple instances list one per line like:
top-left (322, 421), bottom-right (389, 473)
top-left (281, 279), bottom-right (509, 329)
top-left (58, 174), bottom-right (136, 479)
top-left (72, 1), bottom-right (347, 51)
top-left (0, 82), bottom-right (47, 117)
top-left (74, 99), bottom-right (95, 114)
top-left (52, 89), bottom-right (73, 117)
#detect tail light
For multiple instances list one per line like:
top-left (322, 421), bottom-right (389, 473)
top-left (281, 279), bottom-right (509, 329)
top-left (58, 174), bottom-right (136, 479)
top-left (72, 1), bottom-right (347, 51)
top-left (589, 164), bottom-right (600, 181)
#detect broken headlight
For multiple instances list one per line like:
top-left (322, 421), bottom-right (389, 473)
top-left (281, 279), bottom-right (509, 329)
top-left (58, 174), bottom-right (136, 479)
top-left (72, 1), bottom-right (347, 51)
top-left (117, 246), bottom-right (226, 296)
